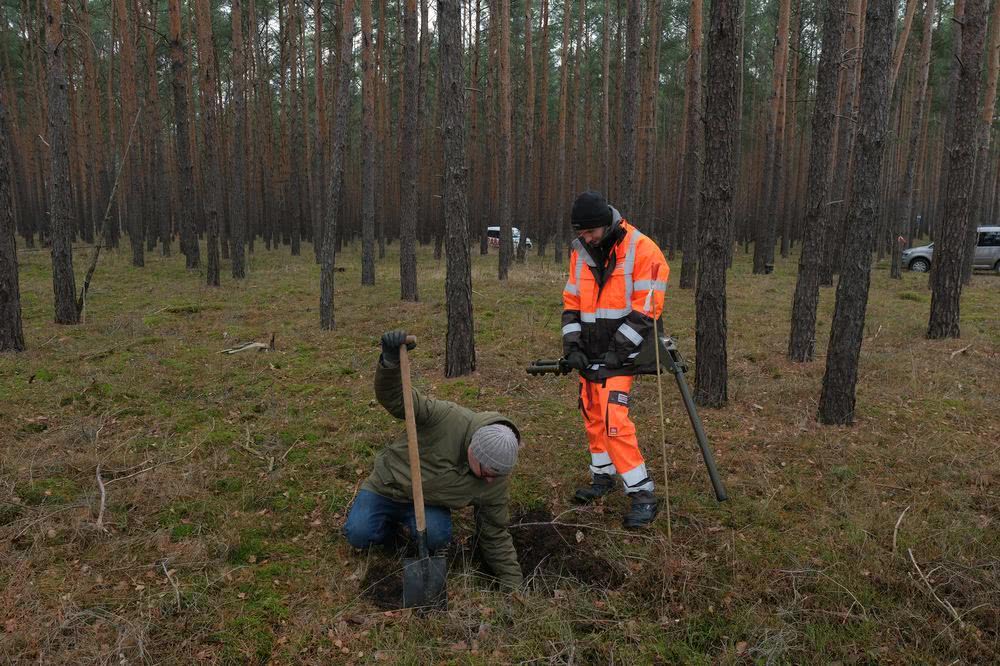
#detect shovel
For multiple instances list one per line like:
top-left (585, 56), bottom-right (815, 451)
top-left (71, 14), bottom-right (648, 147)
top-left (398, 337), bottom-right (448, 610)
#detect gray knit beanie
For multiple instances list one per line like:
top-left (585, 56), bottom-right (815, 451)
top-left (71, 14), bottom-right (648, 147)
top-left (469, 424), bottom-right (520, 475)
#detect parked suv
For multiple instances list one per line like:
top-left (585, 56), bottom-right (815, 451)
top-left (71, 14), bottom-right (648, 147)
top-left (486, 226), bottom-right (532, 249)
top-left (901, 226), bottom-right (1000, 273)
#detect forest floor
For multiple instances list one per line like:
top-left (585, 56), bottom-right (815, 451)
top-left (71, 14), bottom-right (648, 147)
top-left (1, 240), bottom-right (998, 664)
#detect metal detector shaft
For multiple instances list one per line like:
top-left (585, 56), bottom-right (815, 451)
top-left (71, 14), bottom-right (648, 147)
top-left (659, 339), bottom-right (728, 502)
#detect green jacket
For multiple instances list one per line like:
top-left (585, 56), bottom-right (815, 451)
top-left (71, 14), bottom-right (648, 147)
top-left (362, 362), bottom-right (524, 588)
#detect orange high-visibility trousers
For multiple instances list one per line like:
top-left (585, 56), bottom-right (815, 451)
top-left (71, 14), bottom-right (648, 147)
top-left (579, 376), bottom-right (653, 493)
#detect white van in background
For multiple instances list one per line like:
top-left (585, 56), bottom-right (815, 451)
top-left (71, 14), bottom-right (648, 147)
top-left (486, 226), bottom-right (532, 249)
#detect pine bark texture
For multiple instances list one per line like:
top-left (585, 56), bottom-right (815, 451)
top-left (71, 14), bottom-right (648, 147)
top-left (517, 0), bottom-right (534, 264)
top-left (823, 0), bottom-right (863, 284)
top-left (497, 0), bottom-right (513, 280)
top-left (0, 82), bottom-right (24, 351)
top-left (892, 0), bottom-right (936, 279)
top-left (46, 0), bottom-right (79, 324)
top-left (399, 0), bottom-right (419, 300)
top-left (926, 0), bottom-right (989, 339)
top-left (679, 0), bottom-right (703, 289)
top-left (320, 0), bottom-right (357, 329)
top-left (229, 0), bottom-right (247, 279)
top-left (694, 0), bottom-right (739, 408)
top-left (169, 0), bottom-right (198, 268)
top-left (361, 0), bottom-right (377, 285)
top-left (114, 0), bottom-right (144, 267)
top-left (440, 0), bottom-right (475, 377)
top-left (619, 0), bottom-right (640, 215)
top-left (788, 0), bottom-right (846, 361)
top-left (194, 0), bottom-right (221, 286)
top-left (818, 0), bottom-right (895, 425)
top-left (753, 0), bottom-right (791, 274)
top-left (963, 0), bottom-right (1000, 281)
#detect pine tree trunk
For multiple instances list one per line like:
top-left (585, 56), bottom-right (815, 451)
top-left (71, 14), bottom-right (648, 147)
top-left (362, 0), bottom-right (377, 285)
top-left (679, 0), bottom-right (702, 290)
top-left (619, 0), bottom-right (640, 215)
top-left (818, 0), bottom-right (896, 425)
top-left (601, 0), bottom-right (611, 195)
top-left (822, 0), bottom-right (863, 285)
top-left (517, 0), bottom-right (534, 264)
top-left (194, 0), bottom-right (221, 286)
top-left (291, 1), bottom-right (305, 258)
top-left (313, 0), bottom-right (328, 267)
top-left (79, 0), bottom-right (104, 249)
top-left (400, 0), bottom-right (420, 300)
top-left (788, 0), bottom-right (846, 362)
top-left (320, 0), bottom-right (357, 329)
top-left (927, 0), bottom-right (989, 338)
top-left (962, 0), bottom-right (1000, 283)
top-left (892, 0), bottom-right (936, 279)
top-left (46, 0), bottom-right (79, 324)
top-left (535, 0), bottom-right (550, 257)
top-left (890, 0), bottom-right (919, 94)
top-left (694, 0), bottom-right (739, 408)
top-left (0, 82), bottom-right (25, 351)
top-left (229, 0), bottom-right (247, 278)
top-left (170, 0), bottom-right (199, 267)
top-left (753, 0), bottom-right (791, 274)
top-left (554, 0), bottom-right (572, 262)
top-left (440, 0), bottom-right (475, 376)
top-left (114, 0), bottom-right (144, 267)
top-left (497, 0), bottom-right (513, 280)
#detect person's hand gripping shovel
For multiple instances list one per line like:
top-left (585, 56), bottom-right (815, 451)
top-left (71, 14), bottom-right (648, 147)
top-left (398, 336), bottom-right (448, 611)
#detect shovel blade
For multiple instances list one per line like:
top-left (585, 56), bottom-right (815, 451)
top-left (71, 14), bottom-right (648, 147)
top-left (402, 555), bottom-right (448, 611)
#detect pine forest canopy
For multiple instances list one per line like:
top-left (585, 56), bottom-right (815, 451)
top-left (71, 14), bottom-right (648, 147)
top-left (2, 0), bottom-right (995, 255)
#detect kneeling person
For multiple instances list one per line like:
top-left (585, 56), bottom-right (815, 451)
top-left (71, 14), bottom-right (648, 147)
top-left (343, 330), bottom-right (524, 588)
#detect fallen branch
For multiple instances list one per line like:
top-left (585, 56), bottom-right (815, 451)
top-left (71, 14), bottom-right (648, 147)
top-left (949, 344), bottom-right (972, 359)
top-left (220, 341), bottom-right (270, 354)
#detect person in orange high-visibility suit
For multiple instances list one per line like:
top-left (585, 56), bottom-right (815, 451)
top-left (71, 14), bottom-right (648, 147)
top-left (561, 191), bottom-right (669, 528)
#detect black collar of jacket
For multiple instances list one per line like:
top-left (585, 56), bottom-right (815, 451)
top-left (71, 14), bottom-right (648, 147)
top-left (581, 217), bottom-right (626, 287)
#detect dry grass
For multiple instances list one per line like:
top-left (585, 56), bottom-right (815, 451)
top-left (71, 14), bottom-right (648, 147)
top-left (1, 240), bottom-right (997, 664)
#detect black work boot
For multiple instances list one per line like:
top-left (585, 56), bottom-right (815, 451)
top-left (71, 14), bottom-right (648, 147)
top-left (573, 474), bottom-right (616, 504)
top-left (622, 491), bottom-right (659, 529)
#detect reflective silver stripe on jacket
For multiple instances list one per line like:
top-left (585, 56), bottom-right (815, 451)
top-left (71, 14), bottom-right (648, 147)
top-left (616, 322), bottom-right (644, 346)
top-left (633, 279), bottom-right (666, 292)
top-left (622, 229), bottom-right (643, 305)
top-left (580, 307), bottom-right (633, 323)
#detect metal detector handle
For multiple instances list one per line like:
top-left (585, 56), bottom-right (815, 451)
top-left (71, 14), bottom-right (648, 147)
top-left (661, 338), bottom-right (728, 503)
top-left (398, 336), bottom-right (430, 557)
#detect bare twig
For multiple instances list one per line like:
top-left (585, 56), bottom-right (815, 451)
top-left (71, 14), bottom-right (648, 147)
top-left (162, 561), bottom-right (181, 612)
top-left (95, 462), bottom-right (108, 532)
top-left (280, 438), bottom-right (302, 461)
top-left (908, 548), bottom-right (962, 625)
top-left (104, 438), bottom-right (207, 487)
top-left (892, 505), bottom-right (909, 554)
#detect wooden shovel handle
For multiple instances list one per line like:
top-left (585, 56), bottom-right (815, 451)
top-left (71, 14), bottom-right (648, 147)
top-left (398, 337), bottom-right (426, 534)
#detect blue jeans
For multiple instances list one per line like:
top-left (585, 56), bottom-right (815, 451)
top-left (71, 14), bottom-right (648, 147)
top-left (342, 489), bottom-right (452, 553)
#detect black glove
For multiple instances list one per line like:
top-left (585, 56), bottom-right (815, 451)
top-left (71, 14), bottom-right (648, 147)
top-left (380, 330), bottom-right (415, 367)
top-left (602, 351), bottom-right (623, 370)
top-left (564, 351), bottom-right (589, 370)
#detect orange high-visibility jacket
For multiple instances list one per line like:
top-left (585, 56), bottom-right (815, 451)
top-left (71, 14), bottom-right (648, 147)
top-left (562, 211), bottom-right (668, 379)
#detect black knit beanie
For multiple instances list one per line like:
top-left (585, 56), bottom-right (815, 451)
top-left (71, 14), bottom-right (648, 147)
top-left (571, 191), bottom-right (613, 231)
